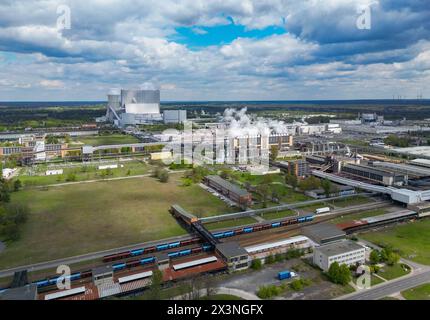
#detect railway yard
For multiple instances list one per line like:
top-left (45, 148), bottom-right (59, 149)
top-left (3, 119), bottom-right (430, 301)
top-left (1, 193), bottom-right (425, 300)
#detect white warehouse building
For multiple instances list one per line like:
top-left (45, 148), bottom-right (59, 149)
top-left (313, 240), bottom-right (366, 271)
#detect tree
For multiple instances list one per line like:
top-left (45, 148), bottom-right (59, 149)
top-left (327, 262), bottom-right (351, 285)
top-left (256, 183), bottom-right (270, 208)
top-left (285, 173), bottom-right (298, 189)
top-left (13, 179), bottom-right (22, 192)
top-left (386, 252), bottom-right (400, 266)
top-left (369, 250), bottom-right (380, 265)
top-left (220, 169), bottom-right (230, 180)
top-left (270, 145), bottom-right (279, 161)
top-left (321, 178), bottom-right (332, 198)
top-left (147, 270), bottom-right (163, 300)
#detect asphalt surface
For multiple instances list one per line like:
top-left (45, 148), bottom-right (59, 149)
top-left (338, 270), bottom-right (430, 300)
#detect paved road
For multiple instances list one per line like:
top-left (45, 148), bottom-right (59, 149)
top-left (338, 270), bottom-right (430, 300)
top-left (31, 169), bottom-right (187, 189)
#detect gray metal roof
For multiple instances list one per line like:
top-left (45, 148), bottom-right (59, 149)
top-left (343, 163), bottom-right (404, 178)
top-left (0, 284), bottom-right (38, 300)
top-left (216, 241), bottom-right (248, 258)
top-left (205, 175), bottom-right (250, 197)
top-left (302, 223), bottom-right (346, 244)
top-left (92, 265), bottom-right (113, 276)
top-left (315, 240), bottom-right (365, 257)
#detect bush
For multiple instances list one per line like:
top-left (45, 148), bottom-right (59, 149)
top-left (251, 259), bottom-right (262, 270)
top-left (265, 255), bottom-right (276, 264)
top-left (289, 278), bottom-right (311, 291)
top-left (256, 285), bottom-right (283, 299)
top-left (13, 179), bottom-right (22, 191)
top-left (66, 173), bottom-right (76, 182)
top-left (286, 249), bottom-right (304, 260)
top-left (5, 203), bottom-right (29, 224)
top-left (181, 178), bottom-right (193, 187)
top-left (158, 170), bottom-right (169, 183)
top-left (275, 253), bottom-right (285, 263)
top-left (0, 220), bottom-right (19, 241)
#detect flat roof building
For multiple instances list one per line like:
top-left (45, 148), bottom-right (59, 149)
top-left (313, 240), bottom-right (366, 271)
top-left (215, 241), bottom-right (249, 272)
top-left (302, 223), bottom-right (346, 244)
top-left (0, 284), bottom-right (38, 300)
top-left (341, 163), bottom-right (407, 186)
top-left (204, 175), bottom-right (252, 208)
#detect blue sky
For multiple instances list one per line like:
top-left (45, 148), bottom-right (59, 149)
top-left (0, 0), bottom-right (429, 101)
top-left (173, 23), bottom-right (286, 49)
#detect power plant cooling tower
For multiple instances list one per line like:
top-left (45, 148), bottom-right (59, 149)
top-left (121, 89), bottom-right (160, 114)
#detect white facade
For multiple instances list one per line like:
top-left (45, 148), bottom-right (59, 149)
top-left (2, 168), bottom-right (18, 179)
top-left (313, 240), bottom-right (366, 271)
top-left (98, 164), bottom-right (118, 170)
top-left (245, 236), bottom-right (313, 261)
top-left (46, 169), bottom-right (63, 176)
top-left (34, 140), bottom-right (46, 161)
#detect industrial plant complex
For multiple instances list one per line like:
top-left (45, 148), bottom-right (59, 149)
top-left (1, 94), bottom-right (430, 303)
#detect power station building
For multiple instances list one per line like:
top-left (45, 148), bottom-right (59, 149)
top-left (106, 89), bottom-right (163, 126)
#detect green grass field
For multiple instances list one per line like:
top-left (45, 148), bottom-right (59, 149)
top-left (326, 195), bottom-right (373, 208)
top-left (17, 161), bottom-right (151, 187)
top-left (371, 274), bottom-right (385, 286)
top-left (330, 209), bottom-right (387, 224)
top-left (71, 134), bottom-right (140, 146)
top-left (361, 219), bottom-right (430, 265)
top-left (204, 217), bottom-right (257, 231)
top-left (259, 209), bottom-right (296, 220)
top-left (0, 173), bottom-right (232, 269)
top-left (378, 263), bottom-right (411, 280)
top-left (402, 283), bottom-right (430, 300)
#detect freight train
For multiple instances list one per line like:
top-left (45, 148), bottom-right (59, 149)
top-left (337, 210), bottom-right (418, 234)
top-left (212, 214), bottom-right (315, 239)
top-left (33, 244), bottom-right (214, 289)
top-left (29, 214), bottom-right (315, 290)
top-left (102, 237), bottom-right (202, 262)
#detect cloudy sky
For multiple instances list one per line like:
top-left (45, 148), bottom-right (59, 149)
top-left (0, 0), bottom-right (429, 101)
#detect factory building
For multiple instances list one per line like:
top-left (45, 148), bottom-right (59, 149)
top-left (305, 155), bottom-right (329, 166)
top-left (305, 185), bottom-right (355, 199)
top-left (287, 160), bottom-right (310, 178)
top-left (302, 223), bottom-right (346, 245)
top-left (106, 88), bottom-right (162, 126)
top-left (163, 110), bottom-right (187, 124)
top-left (245, 236), bottom-right (313, 262)
top-left (204, 175), bottom-right (252, 207)
top-left (215, 242), bottom-right (249, 272)
top-left (313, 240), bottom-right (366, 271)
top-left (341, 163), bottom-right (407, 186)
